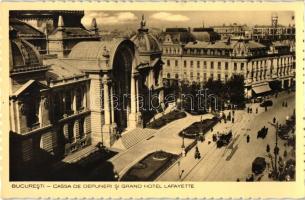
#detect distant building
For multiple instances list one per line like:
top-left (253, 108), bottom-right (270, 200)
top-left (252, 15), bottom-right (295, 43)
top-left (161, 36), bottom-right (295, 98)
top-left (212, 23), bottom-right (246, 39)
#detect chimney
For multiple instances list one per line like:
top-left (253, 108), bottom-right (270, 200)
top-left (57, 15), bottom-right (64, 30)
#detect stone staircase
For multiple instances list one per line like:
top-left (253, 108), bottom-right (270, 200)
top-left (121, 128), bottom-right (157, 149)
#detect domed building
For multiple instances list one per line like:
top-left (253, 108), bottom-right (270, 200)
top-left (9, 15), bottom-right (165, 181)
top-left (130, 15), bottom-right (164, 124)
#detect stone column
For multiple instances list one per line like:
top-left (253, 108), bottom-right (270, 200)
top-left (72, 89), bottom-right (77, 113)
top-left (74, 119), bottom-right (79, 140)
top-left (130, 73), bottom-right (137, 114)
top-left (110, 84), bottom-right (115, 123)
top-left (136, 76), bottom-right (140, 113)
top-left (38, 97), bottom-right (43, 128)
top-left (102, 74), bottom-right (114, 147)
top-left (82, 85), bottom-right (87, 109)
top-left (128, 72), bottom-right (139, 129)
top-left (63, 123), bottom-right (69, 142)
top-left (103, 76), bottom-right (111, 125)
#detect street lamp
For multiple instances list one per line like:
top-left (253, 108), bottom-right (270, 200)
top-left (181, 134), bottom-right (186, 157)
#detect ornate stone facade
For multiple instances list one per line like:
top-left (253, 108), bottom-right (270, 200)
top-left (9, 14), bottom-right (164, 178)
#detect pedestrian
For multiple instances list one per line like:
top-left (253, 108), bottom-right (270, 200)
top-left (266, 144), bottom-right (270, 153)
top-left (265, 106), bottom-right (267, 112)
top-left (247, 135), bottom-right (250, 143)
top-left (282, 102), bottom-right (285, 107)
top-left (232, 117), bottom-right (234, 123)
top-left (256, 108), bottom-right (258, 114)
top-left (273, 117), bottom-right (276, 124)
top-left (232, 110), bottom-right (235, 116)
top-left (236, 178), bottom-right (240, 182)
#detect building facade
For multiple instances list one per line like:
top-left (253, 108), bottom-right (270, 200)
top-left (161, 36), bottom-right (295, 98)
top-left (9, 14), bottom-right (163, 180)
top-left (252, 15), bottom-right (295, 43)
top-left (212, 23), bottom-right (246, 39)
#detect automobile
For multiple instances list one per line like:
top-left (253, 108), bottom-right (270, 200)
top-left (252, 157), bottom-right (266, 175)
top-left (253, 97), bottom-right (262, 103)
top-left (257, 127), bottom-right (268, 139)
top-left (216, 131), bottom-right (232, 148)
top-left (260, 100), bottom-right (273, 107)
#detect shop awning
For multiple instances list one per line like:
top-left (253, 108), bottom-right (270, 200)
top-left (252, 84), bottom-right (271, 94)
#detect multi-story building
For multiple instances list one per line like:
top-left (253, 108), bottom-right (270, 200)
top-left (212, 23), bottom-right (246, 39)
top-left (9, 14), bottom-right (163, 180)
top-left (161, 36), bottom-right (295, 98)
top-left (252, 15), bottom-right (295, 43)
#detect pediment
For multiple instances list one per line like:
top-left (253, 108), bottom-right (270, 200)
top-left (12, 80), bottom-right (48, 98)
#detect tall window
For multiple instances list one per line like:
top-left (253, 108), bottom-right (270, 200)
top-left (175, 60), bottom-right (178, 67)
top-left (204, 61), bottom-right (207, 69)
top-left (24, 94), bottom-right (39, 128)
top-left (218, 62), bottom-right (221, 70)
top-left (210, 73), bottom-right (214, 80)
top-left (217, 74), bottom-right (221, 81)
top-left (190, 61), bottom-right (193, 68)
top-left (79, 118), bottom-right (85, 139)
top-left (197, 61), bottom-right (200, 68)
top-left (234, 63), bottom-right (237, 71)
top-left (190, 72), bottom-right (193, 79)
top-left (68, 122), bottom-right (74, 143)
top-left (65, 91), bottom-right (72, 114)
top-left (225, 62), bottom-right (228, 70)
top-left (167, 60), bottom-right (170, 66)
top-left (184, 60), bottom-right (187, 67)
top-left (211, 61), bottom-right (214, 69)
top-left (203, 73), bottom-right (207, 81)
top-left (76, 88), bottom-right (83, 111)
top-left (240, 63), bottom-right (244, 71)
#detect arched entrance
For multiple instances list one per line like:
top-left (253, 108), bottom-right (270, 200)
top-left (111, 41), bottom-right (139, 132)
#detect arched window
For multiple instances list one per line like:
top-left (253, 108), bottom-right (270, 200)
top-left (175, 74), bottom-right (179, 79)
top-left (167, 73), bottom-right (171, 79)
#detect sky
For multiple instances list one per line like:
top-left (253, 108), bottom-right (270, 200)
top-left (81, 11), bottom-right (294, 31)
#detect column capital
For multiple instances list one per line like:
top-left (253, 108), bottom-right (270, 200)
top-left (102, 74), bottom-right (112, 85)
top-left (132, 71), bottom-right (140, 78)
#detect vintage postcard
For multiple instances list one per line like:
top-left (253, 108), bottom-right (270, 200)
top-left (0, 1), bottom-right (304, 199)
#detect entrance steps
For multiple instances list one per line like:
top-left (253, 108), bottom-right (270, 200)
top-left (120, 128), bottom-right (157, 149)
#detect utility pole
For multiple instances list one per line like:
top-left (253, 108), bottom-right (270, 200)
top-left (274, 122), bottom-right (279, 178)
top-left (269, 121), bottom-right (279, 179)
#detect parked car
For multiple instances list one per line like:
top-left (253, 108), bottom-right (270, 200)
top-left (260, 100), bottom-right (273, 107)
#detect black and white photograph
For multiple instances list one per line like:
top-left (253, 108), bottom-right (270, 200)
top-left (8, 10), bottom-right (296, 182)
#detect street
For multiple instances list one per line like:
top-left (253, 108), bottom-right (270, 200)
top-left (157, 91), bottom-right (295, 181)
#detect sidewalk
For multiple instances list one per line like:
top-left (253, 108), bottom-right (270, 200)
top-left (109, 112), bottom-right (214, 174)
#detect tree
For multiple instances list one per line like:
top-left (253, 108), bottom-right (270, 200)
top-left (226, 74), bottom-right (245, 108)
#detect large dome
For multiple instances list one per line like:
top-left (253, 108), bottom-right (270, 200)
top-left (9, 27), bottom-right (42, 71)
top-left (130, 16), bottom-right (161, 53)
top-left (131, 32), bottom-right (161, 53)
